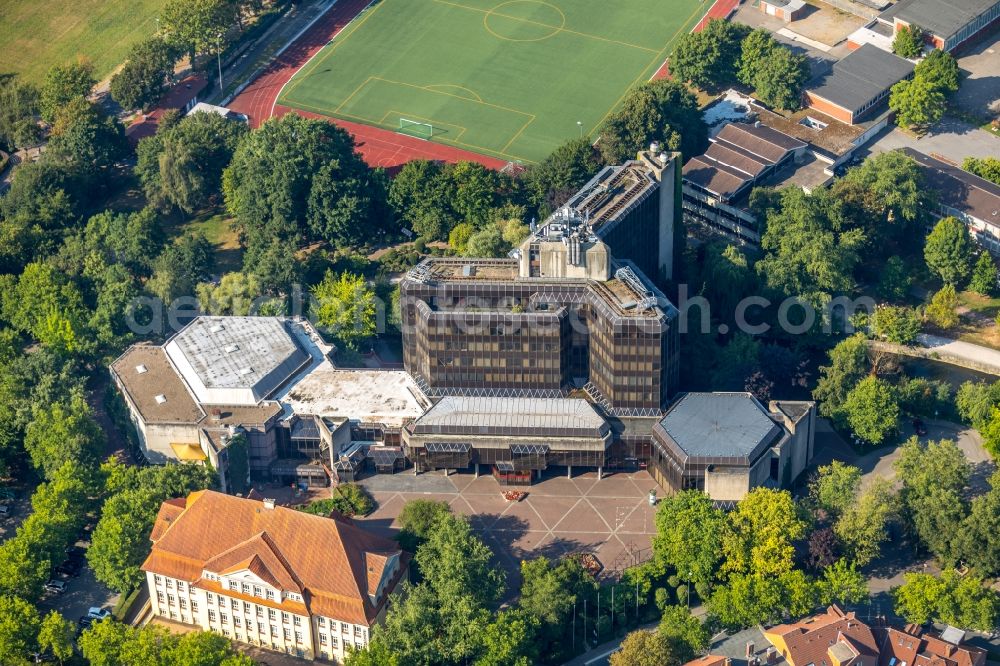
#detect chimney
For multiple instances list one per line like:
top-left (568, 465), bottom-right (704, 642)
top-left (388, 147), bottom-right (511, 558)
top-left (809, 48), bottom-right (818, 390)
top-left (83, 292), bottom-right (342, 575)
top-left (262, 498), bottom-right (275, 510)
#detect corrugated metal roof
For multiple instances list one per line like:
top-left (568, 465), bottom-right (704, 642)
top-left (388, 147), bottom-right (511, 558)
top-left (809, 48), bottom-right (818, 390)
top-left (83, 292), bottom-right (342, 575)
top-left (411, 397), bottom-right (609, 437)
top-left (657, 393), bottom-right (782, 459)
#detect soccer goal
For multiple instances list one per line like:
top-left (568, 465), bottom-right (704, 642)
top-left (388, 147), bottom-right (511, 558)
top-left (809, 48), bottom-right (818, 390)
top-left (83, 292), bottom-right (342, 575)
top-left (399, 118), bottom-right (433, 139)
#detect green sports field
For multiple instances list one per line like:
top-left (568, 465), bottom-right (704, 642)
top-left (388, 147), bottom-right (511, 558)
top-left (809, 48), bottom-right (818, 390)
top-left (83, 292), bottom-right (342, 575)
top-left (0, 0), bottom-right (164, 85)
top-left (278, 0), bottom-right (711, 163)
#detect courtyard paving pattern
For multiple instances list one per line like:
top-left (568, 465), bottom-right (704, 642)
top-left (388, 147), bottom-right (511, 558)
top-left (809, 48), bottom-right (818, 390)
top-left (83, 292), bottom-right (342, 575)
top-left (355, 470), bottom-right (661, 589)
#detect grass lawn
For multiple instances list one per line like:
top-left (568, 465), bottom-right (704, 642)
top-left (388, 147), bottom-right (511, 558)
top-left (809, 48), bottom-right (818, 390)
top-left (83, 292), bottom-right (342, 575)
top-left (278, 0), bottom-right (710, 163)
top-left (163, 210), bottom-right (244, 274)
top-left (0, 0), bottom-right (164, 85)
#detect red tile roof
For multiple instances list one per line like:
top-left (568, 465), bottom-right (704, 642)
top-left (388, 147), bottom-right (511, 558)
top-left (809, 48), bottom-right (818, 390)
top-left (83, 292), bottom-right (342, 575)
top-left (141, 490), bottom-right (409, 625)
top-left (877, 627), bottom-right (986, 666)
top-left (767, 606), bottom-right (880, 666)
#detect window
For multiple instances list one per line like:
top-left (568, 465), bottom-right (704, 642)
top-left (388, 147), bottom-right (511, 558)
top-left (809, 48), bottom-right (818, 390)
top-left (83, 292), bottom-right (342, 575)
top-left (207, 593), bottom-right (215, 605)
top-left (242, 583), bottom-right (250, 594)
top-left (231, 599), bottom-right (238, 610)
top-left (177, 581), bottom-right (186, 591)
top-left (268, 609), bottom-right (276, 620)
top-left (770, 456), bottom-right (780, 481)
top-left (320, 634), bottom-right (328, 646)
top-left (295, 631), bottom-right (303, 644)
top-left (283, 628), bottom-right (291, 641)
top-left (341, 622), bottom-right (349, 633)
top-left (228, 581), bottom-right (238, 591)
top-left (253, 586), bottom-right (262, 597)
top-left (154, 575), bottom-right (162, 585)
top-left (234, 617), bottom-right (242, 627)
top-left (221, 614), bottom-right (228, 625)
top-left (168, 595), bottom-right (175, 606)
top-left (222, 629), bottom-right (230, 637)
top-left (157, 592), bottom-right (165, 603)
top-left (354, 626), bottom-right (363, 637)
top-left (165, 579), bottom-right (173, 589)
top-left (293, 616), bottom-right (301, 626)
top-left (179, 598), bottom-right (187, 610)
top-left (331, 637), bottom-right (339, 648)
top-left (191, 601), bottom-right (199, 613)
top-left (266, 589), bottom-right (275, 600)
top-left (208, 610), bottom-right (217, 622)
top-left (258, 622), bottom-right (265, 634)
top-left (318, 617), bottom-right (326, 627)
top-left (270, 625), bottom-right (278, 637)
top-left (282, 612), bottom-right (289, 623)
top-left (256, 607), bottom-right (263, 617)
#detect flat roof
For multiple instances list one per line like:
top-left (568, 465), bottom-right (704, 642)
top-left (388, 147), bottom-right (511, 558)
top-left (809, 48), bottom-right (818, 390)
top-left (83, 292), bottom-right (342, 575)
top-left (900, 147), bottom-right (1000, 228)
top-left (880, 0), bottom-right (999, 39)
top-left (166, 317), bottom-right (310, 403)
top-left (282, 363), bottom-right (426, 426)
top-left (110, 345), bottom-right (205, 425)
top-left (656, 392), bottom-right (782, 461)
top-left (806, 44), bottom-right (913, 114)
top-left (410, 396), bottom-right (610, 438)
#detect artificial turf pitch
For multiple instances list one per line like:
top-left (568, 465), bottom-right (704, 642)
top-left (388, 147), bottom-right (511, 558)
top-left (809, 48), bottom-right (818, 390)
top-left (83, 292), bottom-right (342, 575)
top-left (277, 0), bottom-right (711, 164)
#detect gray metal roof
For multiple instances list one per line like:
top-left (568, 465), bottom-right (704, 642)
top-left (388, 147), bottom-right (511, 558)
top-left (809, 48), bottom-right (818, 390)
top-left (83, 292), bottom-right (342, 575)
top-left (656, 393), bottom-right (782, 460)
top-left (880, 0), bottom-right (999, 40)
top-left (411, 397), bottom-right (610, 438)
top-left (806, 44), bottom-right (914, 114)
top-left (167, 316), bottom-right (309, 402)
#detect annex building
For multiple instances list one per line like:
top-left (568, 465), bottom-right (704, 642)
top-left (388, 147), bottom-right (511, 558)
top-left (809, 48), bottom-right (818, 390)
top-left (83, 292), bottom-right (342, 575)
top-left (142, 490), bottom-right (409, 663)
top-left (878, 0), bottom-right (1000, 52)
top-left (802, 44), bottom-right (914, 125)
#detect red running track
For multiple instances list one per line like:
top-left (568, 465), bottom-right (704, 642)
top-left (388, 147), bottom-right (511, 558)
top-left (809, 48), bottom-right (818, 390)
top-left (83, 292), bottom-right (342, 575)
top-left (652, 0), bottom-right (742, 79)
top-left (228, 0), bottom-right (507, 171)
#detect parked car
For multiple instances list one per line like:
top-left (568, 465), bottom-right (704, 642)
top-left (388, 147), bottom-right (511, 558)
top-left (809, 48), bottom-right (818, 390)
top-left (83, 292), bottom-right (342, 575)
top-left (912, 418), bottom-right (928, 436)
top-left (57, 557), bottom-right (83, 577)
top-left (87, 607), bottom-right (111, 621)
top-left (76, 616), bottom-right (93, 635)
top-left (44, 579), bottom-right (67, 594)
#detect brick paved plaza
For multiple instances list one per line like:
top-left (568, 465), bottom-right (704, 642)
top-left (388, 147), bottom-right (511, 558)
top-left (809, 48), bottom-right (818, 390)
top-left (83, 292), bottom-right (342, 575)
top-left (354, 470), bottom-right (661, 589)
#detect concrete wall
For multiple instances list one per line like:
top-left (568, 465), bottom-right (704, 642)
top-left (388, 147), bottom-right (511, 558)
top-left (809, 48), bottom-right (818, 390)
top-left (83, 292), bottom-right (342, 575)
top-left (704, 466), bottom-right (751, 502)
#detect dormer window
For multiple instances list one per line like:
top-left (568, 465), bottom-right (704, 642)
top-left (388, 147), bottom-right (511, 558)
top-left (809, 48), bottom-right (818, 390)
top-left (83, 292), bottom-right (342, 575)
top-left (155, 394), bottom-right (167, 404)
top-left (210, 324), bottom-right (225, 333)
top-left (239, 366), bottom-right (253, 375)
top-left (135, 364), bottom-right (148, 374)
top-left (224, 344), bottom-right (240, 354)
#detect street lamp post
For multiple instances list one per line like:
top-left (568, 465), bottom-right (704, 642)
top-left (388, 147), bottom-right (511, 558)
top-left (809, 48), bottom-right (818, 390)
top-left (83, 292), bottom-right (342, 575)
top-left (217, 33), bottom-right (224, 92)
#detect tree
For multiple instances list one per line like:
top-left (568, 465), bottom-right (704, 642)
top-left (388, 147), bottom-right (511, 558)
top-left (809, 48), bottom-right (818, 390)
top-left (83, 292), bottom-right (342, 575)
top-left (397, 499), bottom-right (452, 554)
top-left (813, 334), bottom-right (869, 420)
top-left (0, 75), bottom-right (40, 151)
top-left (723, 488), bottom-right (807, 579)
top-left (756, 187), bottom-right (864, 305)
top-left (890, 76), bottom-right (947, 130)
top-left (389, 160), bottom-right (457, 240)
top-left (147, 233), bottom-right (215, 303)
top-left (39, 60), bottom-right (95, 123)
top-left (47, 98), bottom-right (128, 181)
top-left (110, 37), bottom-right (177, 111)
top-left (518, 556), bottom-right (595, 662)
top-left (658, 605), bottom-right (711, 661)
top-left (653, 490), bottom-right (725, 589)
top-left (834, 477), bottom-right (896, 566)
top-left (959, 472), bottom-right (1000, 576)
top-left (37, 611), bottom-right (75, 664)
top-left (525, 137), bottom-right (602, 214)
top-left (310, 270), bottom-right (376, 350)
top-left (611, 630), bottom-right (682, 666)
top-left (0, 595), bottom-right (40, 666)
top-left (738, 30), bottom-right (809, 110)
top-left (307, 157), bottom-right (390, 247)
top-left (473, 609), bottom-right (537, 666)
top-left (955, 379), bottom-right (1000, 429)
top-left (2, 261), bottom-right (92, 355)
top-left (843, 376), bottom-right (899, 445)
top-left (981, 407), bottom-right (1000, 459)
top-left (448, 222), bottom-right (474, 253)
top-left (878, 256), bottom-right (913, 301)
top-left (465, 223), bottom-right (508, 257)
top-left (962, 157), bottom-right (1000, 186)
top-left (160, 0), bottom-right (237, 64)
top-left (818, 560), bottom-right (868, 606)
top-left (597, 78), bottom-right (707, 163)
top-left (669, 19), bottom-right (749, 90)
top-left (924, 217), bottom-right (974, 286)
top-left (196, 272), bottom-right (264, 315)
top-left (809, 461), bottom-right (861, 516)
top-left (926, 284), bottom-right (960, 329)
top-left (807, 526), bottom-right (839, 570)
top-left (870, 305), bottom-right (921, 345)
top-left (894, 438), bottom-right (970, 564)
top-left (416, 513), bottom-right (505, 608)
top-left (968, 253), bottom-right (997, 296)
top-left (137, 110), bottom-right (247, 213)
top-left (893, 23), bottom-right (924, 58)
top-left (915, 49), bottom-right (960, 93)
top-left (893, 571), bottom-right (999, 631)
top-left (24, 393), bottom-right (105, 478)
